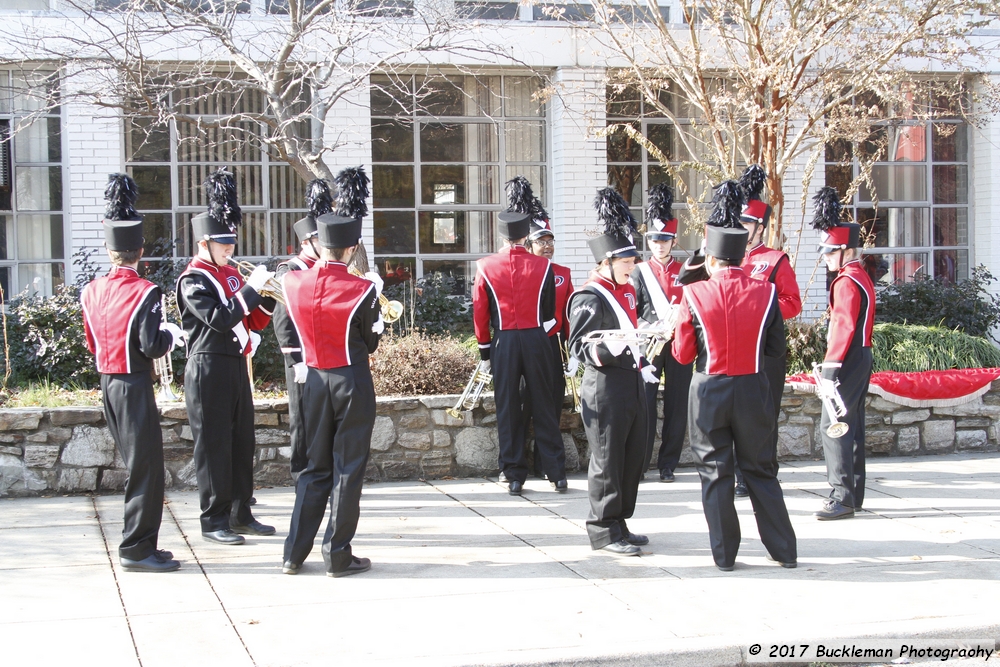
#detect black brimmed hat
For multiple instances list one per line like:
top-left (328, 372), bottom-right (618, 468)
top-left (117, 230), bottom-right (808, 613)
top-left (588, 187), bottom-right (640, 262)
top-left (498, 211), bottom-right (532, 240)
top-left (316, 214), bottom-right (363, 249)
top-left (191, 168), bottom-right (241, 245)
top-left (705, 226), bottom-right (749, 263)
top-left (505, 175), bottom-right (552, 241)
top-left (812, 186), bottom-right (861, 252)
top-left (102, 173), bottom-right (144, 251)
top-left (738, 164), bottom-right (772, 228)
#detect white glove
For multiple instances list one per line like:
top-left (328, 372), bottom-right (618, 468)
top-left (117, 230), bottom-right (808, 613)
top-left (249, 331), bottom-right (261, 358)
top-left (604, 339), bottom-right (627, 357)
top-left (364, 271), bottom-right (384, 297)
top-left (641, 364), bottom-right (659, 384)
top-left (293, 361), bottom-right (308, 384)
top-left (565, 356), bottom-right (580, 377)
top-left (372, 314), bottom-right (385, 335)
top-left (245, 264), bottom-right (274, 292)
top-left (479, 359), bottom-right (491, 373)
top-left (160, 321), bottom-right (187, 349)
top-left (816, 377), bottom-right (838, 399)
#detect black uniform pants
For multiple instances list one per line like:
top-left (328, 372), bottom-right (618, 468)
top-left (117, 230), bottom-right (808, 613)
top-left (688, 372), bottom-right (797, 568)
top-left (493, 328), bottom-right (565, 484)
top-left (521, 334), bottom-right (567, 477)
top-left (734, 352), bottom-right (785, 485)
top-left (102, 372), bottom-right (165, 561)
top-left (581, 366), bottom-right (647, 549)
top-left (820, 346), bottom-right (872, 509)
top-left (284, 366), bottom-right (375, 572)
top-left (185, 353), bottom-right (256, 532)
top-left (644, 348), bottom-right (693, 475)
top-left (285, 363), bottom-right (308, 474)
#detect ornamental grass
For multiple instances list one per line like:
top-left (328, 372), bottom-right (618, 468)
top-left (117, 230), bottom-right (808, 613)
top-left (871, 323), bottom-right (1000, 373)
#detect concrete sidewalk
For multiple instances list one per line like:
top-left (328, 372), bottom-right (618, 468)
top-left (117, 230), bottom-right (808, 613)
top-left (2, 454), bottom-right (998, 667)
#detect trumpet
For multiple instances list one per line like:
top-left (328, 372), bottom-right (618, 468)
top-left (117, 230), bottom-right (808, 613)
top-left (812, 363), bottom-right (850, 438)
top-left (347, 266), bottom-right (404, 324)
top-left (581, 327), bottom-right (676, 358)
top-left (153, 295), bottom-right (181, 402)
top-left (557, 336), bottom-right (582, 414)
top-left (447, 361), bottom-right (493, 418)
top-left (645, 306), bottom-right (682, 359)
top-left (228, 258), bottom-right (285, 305)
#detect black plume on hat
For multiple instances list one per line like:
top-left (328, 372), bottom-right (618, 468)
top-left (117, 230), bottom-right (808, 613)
top-left (205, 168), bottom-right (242, 232)
top-left (305, 179), bottom-right (334, 218)
top-left (594, 187), bottom-right (638, 239)
top-left (505, 175), bottom-right (549, 221)
top-left (334, 166), bottom-right (370, 220)
top-left (707, 180), bottom-right (744, 229)
top-left (645, 182), bottom-right (674, 225)
top-left (738, 164), bottom-right (767, 203)
top-left (104, 173), bottom-right (141, 221)
top-left (811, 186), bottom-right (843, 232)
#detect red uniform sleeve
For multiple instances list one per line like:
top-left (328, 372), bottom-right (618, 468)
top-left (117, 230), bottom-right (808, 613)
top-left (472, 265), bottom-right (492, 360)
top-left (81, 286), bottom-right (97, 356)
top-left (246, 305), bottom-right (272, 331)
top-left (772, 255), bottom-right (802, 320)
top-left (824, 276), bottom-right (862, 366)
top-left (671, 298), bottom-right (697, 366)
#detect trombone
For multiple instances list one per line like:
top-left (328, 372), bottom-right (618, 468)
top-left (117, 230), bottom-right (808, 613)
top-left (812, 363), bottom-right (850, 438)
top-left (153, 295), bottom-right (181, 402)
top-left (348, 266), bottom-right (404, 324)
top-left (557, 335), bottom-right (582, 414)
top-left (447, 361), bottom-right (493, 419)
top-left (228, 258), bottom-right (285, 305)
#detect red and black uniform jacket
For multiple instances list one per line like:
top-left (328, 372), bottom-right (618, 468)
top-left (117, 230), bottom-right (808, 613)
top-left (272, 252), bottom-right (318, 367)
top-left (281, 261), bottom-right (381, 370)
top-left (568, 272), bottom-right (644, 372)
top-left (551, 262), bottom-right (575, 341)
top-left (176, 257), bottom-right (274, 357)
top-left (632, 257), bottom-right (684, 325)
top-left (473, 245), bottom-right (556, 360)
top-left (822, 259), bottom-right (876, 381)
top-left (81, 266), bottom-right (173, 374)
top-left (743, 243), bottom-right (802, 320)
top-left (672, 267), bottom-right (786, 375)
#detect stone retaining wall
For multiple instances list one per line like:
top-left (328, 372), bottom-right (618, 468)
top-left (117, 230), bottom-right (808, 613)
top-left (1, 382), bottom-right (998, 497)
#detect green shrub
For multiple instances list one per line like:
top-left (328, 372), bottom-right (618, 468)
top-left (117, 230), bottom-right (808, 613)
top-left (871, 323), bottom-right (1000, 372)
top-left (371, 331), bottom-right (477, 396)
top-left (876, 265), bottom-right (1000, 341)
top-left (785, 317), bottom-right (829, 375)
top-left (383, 273), bottom-right (472, 337)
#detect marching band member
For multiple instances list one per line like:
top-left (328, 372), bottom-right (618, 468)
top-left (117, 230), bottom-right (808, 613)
top-left (737, 166), bottom-right (802, 489)
top-left (272, 179), bottom-right (327, 477)
top-left (812, 187), bottom-right (874, 521)
top-left (177, 169), bottom-right (276, 545)
top-left (672, 183), bottom-right (796, 571)
top-left (281, 210), bottom-right (382, 577)
top-left (631, 184), bottom-right (690, 483)
top-left (568, 188), bottom-right (658, 556)
top-left (473, 208), bottom-right (564, 496)
top-left (506, 177), bottom-right (576, 482)
top-left (81, 174), bottom-right (184, 572)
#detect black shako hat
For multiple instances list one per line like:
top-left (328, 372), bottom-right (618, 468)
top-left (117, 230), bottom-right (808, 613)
top-left (705, 226), bottom-right (749, 263)
top-left (102, 173), bottom-right (144, 251)
top-left (589, 187), bottom-right (640, 262)
top-left (588, 233), bottom-right (639, 262)
top-left (497, 211), bottom-right (532, 240)
top-left (316, 213), bottom-right (363, 249)
top-left (812, 186), bottom-right (862, 252)
top-left (191, 168), bottom-right (241, 245)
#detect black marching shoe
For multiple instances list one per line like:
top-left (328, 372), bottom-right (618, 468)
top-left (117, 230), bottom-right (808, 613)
top-left (282, 561), bottom-right (301, 575)
top-left (328, 556), bottom-right (372, 578)
top-left (716, 563), bottom-right (735, 572)
top-left (230, 519), bottom-right (276, 536)
top-left (602, 540), bottom-right (641, 556)
top-left (202, 529), bottom-right (246, 545)
top-left (155, 549), bottom-right (174, 561)
top-left (765, 554), bottom-right (797, 569)
top-left (815, 499), bottom-right (854, 521)
top-left (508, 480), bottom-right (523, 496)
top-left (624, 532), bottom-right (649, 546)
top-left (248, 496), bottom-right (257, 506)
top-left (121, 554), bottom-right (180, 572)
top-left (734, 482), bottom-right (749, 497)
top-left (551, 479), bottom-right (568, 493)
top-left (659, 471), bottom-right (675, 483)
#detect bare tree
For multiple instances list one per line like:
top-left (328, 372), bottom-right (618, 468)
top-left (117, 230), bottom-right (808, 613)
top-left (545, 0), bottom-right (998, 251)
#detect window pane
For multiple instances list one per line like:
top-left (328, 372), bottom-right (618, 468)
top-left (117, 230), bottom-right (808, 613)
top-left (606, 85), bottom-right (641, 119)
top-left (825, 138), bottom-right (852, 163)
top-left (0, 72), bottom-right (8, 114)
top-left (177, 212), bottom-right (195, 257)
top-left (856, 208), bottom-right (928, 248)
top-left (374, 210), bottom-right (416, 254)
top-left (270, 211), bottom-right (299, 256)
top-left (375, 256), bottom-right (415, 289)
top-left (269, 165), bottom-right (308, 210)
top-left (419, 76), bottom-right (466, 117)
top-left (421, 165), bottom-right (499, 205)
top-left (17, 262), bottom-right (63, 297)
top-left (933, 208), bottom-right (968, 247)
top-left (859, 165), bottom-right (926, 202)
top-left (824, 164), bottom-right (853, 200)
top-left (234, 211), bottom-right (267, 257)
top-left (370, 75), bottom-right (413, 116)
top-left (608, 166), bottom-right (642, 206)
top-left (934, 249), bottom-right (968, 284)
top-left (0, 214), bottom-right (10, 259)
top-left (372, 119), bottom-right (414, 162)
top-left (126, 118), bottom-right (171, 163)
top-left (932, 123), bottom-right (967, 162)
top-left (418, 210), bottom-right (495, 254)
top-left (423, 259), bottom-right (476, 295)
top-left (886, 125), bottom-right (926, 162)
top-left (373, 165), bottom-right (414, 208)
top-left (933, 165), bottom-right (967, 204)
top-left (142, 213), bottom-right (173, 257)
top-left (0, 266), bottom-right (9, 299)
top-left (647, 123), bottom-right (678, 162)
top-left (176, 120), bottom-right (261, 163)
top-left (11, 71), bottom-right (57, 114)
top-left (421, 122), bottom-right (498, 162)
top-left (129, 166), bottom-right (172, 210)
top-left (17, 214), bottom-right (62, 259)
top-left (607, 122), bottom-right (640, 162)
top-left (864, 252), bottom-right (929, 285)
top-left (504, 121), bottom-right (544, 162)
top-left (177, 165), bottom-right (262, 208)
top-left (14, 117), bottom-right (60, 163)
top-left (15, 166), bottom-right (61, 210)
top-left (505, 166), bottom-right (545, 205)
top-left (504, 77), bottom-right (544, 117)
